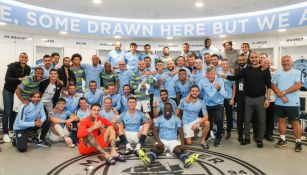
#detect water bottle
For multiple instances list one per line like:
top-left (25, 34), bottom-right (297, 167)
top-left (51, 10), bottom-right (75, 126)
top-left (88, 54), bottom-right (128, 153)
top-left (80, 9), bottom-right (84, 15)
top-left (81, 166), bottom-right (94, 175)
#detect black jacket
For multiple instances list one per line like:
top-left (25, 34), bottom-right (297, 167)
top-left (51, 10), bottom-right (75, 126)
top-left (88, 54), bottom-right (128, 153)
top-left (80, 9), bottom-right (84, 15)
top-left (39, 79), bottom-right (63, 107)
top-left (57, 66), bottom-right (76, 87)
top-left (4, 62), bottom-right (31, 93)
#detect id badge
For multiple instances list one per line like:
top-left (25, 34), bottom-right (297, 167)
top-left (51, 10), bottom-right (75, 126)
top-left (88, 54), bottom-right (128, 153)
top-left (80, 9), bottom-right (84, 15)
top-left (239, 82), bottom-right (243, 91)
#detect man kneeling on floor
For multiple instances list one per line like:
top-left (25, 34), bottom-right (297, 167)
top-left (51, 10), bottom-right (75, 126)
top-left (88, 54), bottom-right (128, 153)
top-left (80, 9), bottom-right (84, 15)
top-left (138, 102), bottom-right (199, 168)
top-left (13, 91), bottom-right (49, 152)
top-left (77, 103), bottom-right (125, 165)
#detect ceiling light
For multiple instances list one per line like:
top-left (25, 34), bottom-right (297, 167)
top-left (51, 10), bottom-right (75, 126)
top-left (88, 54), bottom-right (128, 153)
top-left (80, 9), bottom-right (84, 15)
top-left (166, 36), bottom-right (173, 40)
top-left (93, 0), bottom-right (102, 4)
top-left (114, 35), bottom-right (121, 39)
top-left (278, 29), bottom-right (287, 32)
top-left (0, 22), bottom-right (7, 26)
top-left (219, 34), bottom-right (226, 38)
top-left (195, 2), bottom-right (204, 7)
top-left (60, 31), bottom-right (68, 35)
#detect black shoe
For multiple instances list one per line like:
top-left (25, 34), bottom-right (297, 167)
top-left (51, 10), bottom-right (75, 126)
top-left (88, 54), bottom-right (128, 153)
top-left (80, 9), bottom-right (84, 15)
top-left (295, 142), bottom-right (302, 152)
top-left (240, 139), bottom-right (250, 145)
top-left (265, 135), bottom-right (274, 142)
top-left (275, 139), bottom-right (288, 148)
top-left (226, 132), bottom-right (231, 140)
top-left (35, 139), bottom-right (51, 148)
top-left (214, 139), bottom-right (221, 147)
top-left (238, 137), bottom-right (243, 142)
top-left (257, 141), bottom-right (263, 148)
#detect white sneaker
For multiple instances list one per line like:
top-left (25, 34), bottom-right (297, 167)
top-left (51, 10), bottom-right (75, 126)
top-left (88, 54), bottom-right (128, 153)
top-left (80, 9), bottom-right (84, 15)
top-left (134, 143), bottom-right (141, 153)
top-left (210, 130), bottom-right (216, 139)
top-left (3, 134), bottom-right (11, 143)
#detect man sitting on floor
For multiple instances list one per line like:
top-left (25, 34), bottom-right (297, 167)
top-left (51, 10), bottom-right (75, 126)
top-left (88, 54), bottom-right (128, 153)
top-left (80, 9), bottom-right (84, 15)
top-left (138, 102), bottom-right (199, 168)
top-left (77, 103), bottom-right (125, 165)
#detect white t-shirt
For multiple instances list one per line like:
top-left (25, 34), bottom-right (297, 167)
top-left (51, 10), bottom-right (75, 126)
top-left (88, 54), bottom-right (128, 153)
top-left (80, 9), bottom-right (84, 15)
top-left (41, 83), bottom-right (56, 103)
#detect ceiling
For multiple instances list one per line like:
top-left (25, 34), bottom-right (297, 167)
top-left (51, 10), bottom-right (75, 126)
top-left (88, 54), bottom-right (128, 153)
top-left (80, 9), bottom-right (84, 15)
top-left (15, 0), bottom-right (306, 19)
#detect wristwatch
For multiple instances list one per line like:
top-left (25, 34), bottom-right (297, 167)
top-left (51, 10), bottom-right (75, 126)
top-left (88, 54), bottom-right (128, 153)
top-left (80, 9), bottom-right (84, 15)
top-left (282, 91), bottom-right (286, 95)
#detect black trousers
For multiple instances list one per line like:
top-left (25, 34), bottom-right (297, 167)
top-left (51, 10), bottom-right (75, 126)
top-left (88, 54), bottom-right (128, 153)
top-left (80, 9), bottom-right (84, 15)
top-left (15, 127), bottom-right (39, 152)
top-left (265, 102), bottom-right (275, 136)
top-left (14, 121), bottom-right (50, 152)
top-left (224, 99), bottom-right (233, 133)
top-left (236, 93), bottom-right (245, 138)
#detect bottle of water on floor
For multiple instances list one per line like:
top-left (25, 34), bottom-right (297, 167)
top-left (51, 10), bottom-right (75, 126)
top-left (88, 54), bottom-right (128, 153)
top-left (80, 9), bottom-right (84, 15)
top-left (81, 165), bottom-right (94, 175)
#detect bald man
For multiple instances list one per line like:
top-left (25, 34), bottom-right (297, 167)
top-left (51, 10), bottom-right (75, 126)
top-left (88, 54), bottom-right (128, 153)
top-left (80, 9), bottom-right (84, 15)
top-left (108, 41), bottom-right (126, 69)
top-left (224, 52), bottom-right (272, 148)
top-left (272, 55), bottom-right (302, 152)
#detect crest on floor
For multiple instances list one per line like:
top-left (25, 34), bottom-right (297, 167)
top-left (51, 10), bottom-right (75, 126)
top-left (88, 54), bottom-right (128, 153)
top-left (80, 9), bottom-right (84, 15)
top-left (47, 146), bottom-right (266, 175)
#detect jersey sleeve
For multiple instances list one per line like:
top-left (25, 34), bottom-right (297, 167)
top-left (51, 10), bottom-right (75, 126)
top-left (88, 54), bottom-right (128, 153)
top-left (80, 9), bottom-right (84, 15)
top-left (154, 117), bottom-right (160, 127)
top-left (177, 99), bottom-right (184, 110)
top-left (140, 111), bottom-right (148, 123)
top-left (175, 117), bottom-right (182, 128)
top-left (201, 103), bottom-right (208, 116)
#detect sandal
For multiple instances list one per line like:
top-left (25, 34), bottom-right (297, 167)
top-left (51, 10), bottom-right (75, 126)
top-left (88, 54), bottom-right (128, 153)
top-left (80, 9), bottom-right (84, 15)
top-left (201, 143), bottom-right (209, 149)
top-left (113, 154), bottom-right (126, 162)
top-left (106, 157), bottom-right (116, 165)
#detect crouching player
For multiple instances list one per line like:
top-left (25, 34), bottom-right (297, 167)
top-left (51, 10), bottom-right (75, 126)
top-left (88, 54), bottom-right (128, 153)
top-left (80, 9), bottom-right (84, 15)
top-left (101, 97), bottom-right (133, 154)
top-left (119, 97), bottom-right (152, 154)
top-left (77, 103), bottom-right (125, 165)
top-left (13, 91), bottom-right (49, 152)
top-left (138, 103), bottom-right (199, 168)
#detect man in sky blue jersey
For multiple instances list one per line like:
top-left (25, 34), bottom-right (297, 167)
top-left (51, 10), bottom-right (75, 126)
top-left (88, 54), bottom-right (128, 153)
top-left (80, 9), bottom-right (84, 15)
top-left (153, 60), bottom-right (164, 103)
top-left (198, 65), bottom-right (227, 147)
top-left (175, 69), bottom-right (193, 103)
top-left (119, 97), bottom-right (152, 154)
top-left (176, 85), bottom-right (210, 149)
top-left (108, 41), bottom-right (125, 69)
top-left (153, 89), bottom-right (177, 118)
top-left (64, 84), bottom-right (80, 114)
top-left (102, 84), bottom-right (121, 111)
top-left (176, 56), bottom-right (192, 78)
top-left (140, 44), bottom-right (159, 62)
top-left (81, 55), bottom-right (104, 88)
top-left (13, 91), bottom-right (48, 152)
top-left (272, 55), bottom-right (303, 152)
top-left (101, 97), bottom-right (134, 154)
top-left (84, 80), bottom-right (104, 105)
top-left (116, 61), bottom-right (133, 95)
top-left (138, 102), bottom-right (199, 168)
top-left (121, 84), bottom-right (133, 113)
top-left (125, 43), bottom-right (141, 71)
top-left (160, 60), bottom-right (178, 103)
top-left (219, 59), bottom-right (236, 140)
